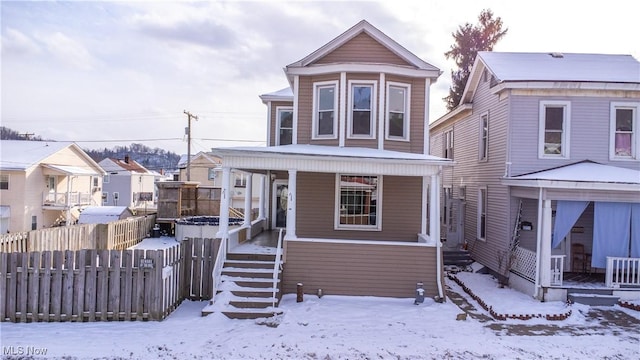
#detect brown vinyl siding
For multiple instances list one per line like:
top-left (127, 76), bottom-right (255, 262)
top-left (296, 172), bottom-right (422, 241)
top-left (384, 75), bottom-right (426, 154)
top-left (297, 75), bottom-right (341, 146)
top-left (282, 240), bottom-right (439, 297)
top-left (269, 101), bottom-right (294, 146)
top-left (314, 32), bottom-right (411, 66)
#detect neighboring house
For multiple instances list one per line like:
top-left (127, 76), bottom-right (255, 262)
top-left (0, 140), bottom-right (105, 232)
top-left (99, 155), bottom-right (156, 211)
top-left (212, 20), bottom-right (453, 299)
top-left (78, 206), bottom-right (133, 224)
top-left (177, 151), bottom-right (260, 215)
top-left (429, 52), bottom-right (640, 301)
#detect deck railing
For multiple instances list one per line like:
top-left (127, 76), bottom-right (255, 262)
top-left (272, 229), bottom-right (284, 307)
top-left (42, 191), bottom-right (92, 207)
top-left (606, 256), bottom-right (640, 288)
top-left (510, 246), bottom-right (536, 282)
top-left (550, 255), bottom-right (565, 286)
top-left (209, 231), bottom-right (231, 305)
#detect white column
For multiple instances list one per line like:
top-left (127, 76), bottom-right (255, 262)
top-left (421, 176), bottom-right (428, 235)
top-left (293, 75), bottom-right (299, 145)
top-left (429, 174), bottom-right (440, 242)
top-left (378, 73), bottom-right (386, 150)
top-left (423, 78), bottom-right (431, 154)
top-left (217, 167), bottom-right (231, 239)
top-left (244, 173), bottom-right (253, 238)
top-left (339, 72), bottom-right (347, 147)
top-left (259, 175), bottom-right (266, 220)
top-left (286, 169), bottom-right (297, 239)
top-left (540, 198), bottom-right (553, 287)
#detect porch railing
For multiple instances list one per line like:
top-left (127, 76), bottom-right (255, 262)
top-left (606, 256), bottom-right (640, 288)
top-left (510, 246), bottom-right (536, 282)
top-left (551, 255), bottom-right (565, 286)
top-left (43, 191), bottom-right (92, 207)
top-left (209, 235), bottom-right (228, 305)
top-left (272, 229), bottom-right (284, 307)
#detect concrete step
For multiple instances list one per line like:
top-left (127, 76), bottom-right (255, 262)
top-left (567, 288), bottom-right (614, 296)
top-left (227, 253), bottom-right (276, 262)
top-left (224, 259), bottom-right (275, 269)
top-left (443, 250), bottom-right (474, 267)
top-left (568, 293), bottom-right (620, 306)
top-left (221, 307), bottom-right (283, 320)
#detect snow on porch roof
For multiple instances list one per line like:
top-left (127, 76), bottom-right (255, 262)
top-left (503, 161), bottom-right (640, 191)
top-left (43, 164), bottom-right (101, 176)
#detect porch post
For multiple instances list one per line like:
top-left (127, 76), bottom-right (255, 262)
top-left (540, 198), bottom-right (553, 287)
top-left (429, 174), bottom-right (440, 243)
top-left (259, 175), bottom-right (266, 220)
top-left (217, 167), bottom-right (231, 239)
top-left (286, 169), bottom-right (297, 239)
top-left (244, 173), bottom-right (253, 234)
top-left (421, 176), bottom-right (428, 235)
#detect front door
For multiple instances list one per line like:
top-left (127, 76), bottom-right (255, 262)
top-left (272, 180), bottom-right (288, 229)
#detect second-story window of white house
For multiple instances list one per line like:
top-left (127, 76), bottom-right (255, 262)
top-left (313, 81), bottom-right (338, 139)
top-left (208, 168), bottom-right (216, 180)
top-left (443, 129), bottom-right (454, 159)
top-left (277, 107), bottom-right (293, 145)
top-left (386, 83), bottom-right (410, 140)
top-left (539, 101), bottom-right (571, 158)
top-left (610, 103), bottom-right (638, 160)
top-left (479, 112), bottom-right (489, 161)
top-left (348, 82), bottom-right (376, 138)
top-left (0, 175), bottom-right (8, 190)
top-left (103, 174), bottom-right (110, 184)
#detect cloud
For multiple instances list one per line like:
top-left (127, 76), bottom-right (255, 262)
top-left (37, 31), bottom-right (95, 71)
top-left (1, 27), bottom-right (41, 56)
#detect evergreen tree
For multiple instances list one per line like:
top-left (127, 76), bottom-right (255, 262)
top-left (444, 9), bottom-right (508, 110)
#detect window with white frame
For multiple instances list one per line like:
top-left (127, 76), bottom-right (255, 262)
top-left (386, 83), bottom-right (410, 140)
top-left (235, 173), bottom-right (247, 187)
top-left (442, 186), bottom-right (452, 228)
top-left (479, 112), bottom-right (489, 161)
top-left (276, 107), bottom-right (294, 145)
top-left (336, 174), bottom-right (380, 230)
top-left (208, 168), bottom-right (217, 180)
top-left (443, 129), bottom-right (454, 159)
top-left (102, 192), bottom-right (108, 205)
top-left (610, 102), bottom-right (638, 159)
top-left (312, 81), bottom-right (338, 138)
top-left (539, 101), bottom-right (571, 158)
top-left (0, 174), bottom-right (8, 190)
top-left (348, 82), bottom-right (376, 138)
top-left (103, 174), bottom-right (110, 184)
top-left (477, 187), bottom-right (487, 241)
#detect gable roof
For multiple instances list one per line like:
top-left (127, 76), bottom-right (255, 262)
top-left (101, 157), bottom-right (150, 174)
top-left (177, 151), bottom-right (220, 169)
top-left (460, 52), bottom-right (640, 105)
top-left (0, 140), bottom-right (104, 174)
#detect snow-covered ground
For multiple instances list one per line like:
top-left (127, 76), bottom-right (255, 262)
top-left (2, 270), bottom-right (638, 359)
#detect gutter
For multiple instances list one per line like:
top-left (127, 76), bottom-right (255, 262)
top-left (434, 167), bottom-right (444, 301)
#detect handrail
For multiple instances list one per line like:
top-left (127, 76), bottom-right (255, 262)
top-left (606, 256), bottom-right (640, 288)
top-left (210, 236), bottom-right (228, 305)
top-left (272, 229), bottom-right (284, 307)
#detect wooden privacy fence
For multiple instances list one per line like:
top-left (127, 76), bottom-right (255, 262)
top-left (0, 237), bottom-right (217, 323)
top-left (0, 215), bottom-right (156, 253)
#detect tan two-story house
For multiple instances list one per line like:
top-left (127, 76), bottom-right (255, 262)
top-left (212, 20), bottom-right (453, 300)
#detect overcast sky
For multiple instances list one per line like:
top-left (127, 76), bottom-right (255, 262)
top-left (2, 0), bottom-right (639, 155)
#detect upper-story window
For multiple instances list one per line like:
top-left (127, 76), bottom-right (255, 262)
top-left (0, 175), bottom-right (8, 190)
top-left (208, 168), bottom-right (217, 180)
top-left (103, 174), bottom-right (110, 184)
top-left (386, 82), bottom-right (411, 141)
top-left (539, 101), bottom-right (571, 158)
top-left (479, 112), bottom-right (489, 161)
top-left (276, 107), bottom-right (293, 145)
top-left (348, 81), bottom-right (376, 138)
top-left (610, 102), bottom-right (638, 160)
top-left (443, 129), bottom-right (454, 159)
top-left (312, 81), bottom-right (338, 139)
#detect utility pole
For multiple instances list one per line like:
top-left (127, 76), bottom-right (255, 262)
top-left (183, 110), bottom-right (198, 181)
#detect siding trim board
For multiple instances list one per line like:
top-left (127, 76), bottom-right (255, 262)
top-left (286, 237), bottom-right (437, 248)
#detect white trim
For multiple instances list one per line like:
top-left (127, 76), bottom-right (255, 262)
top-left (609, 101), bottom-right (639, 161)
top-left (421, 176), bottom-right (428, 234)
top-left (347, 79), bottom-right (377, 139)
top-left (501, 178), bottom-right (640, 192)
top-left (339, 72), bottom-right (347, 146)
top-left (275, 106), bottom-right (294, 146)
top-left (312, 80), bottom-right (339, 140)
top-left (292, 75), bottom-right (299, 145)
top-left (285, 236), bottom-right (437, 248)
top-left (378, 73), bottom-right (386, 149)
top-left (287, 63), bottom-right (440, 79)
top-left (492, 81), bottom-right (640, 94)
top-left (286, 170), bottom-right (297, 239)
top-left (266, 102), bottom-right (272, 146)
top-left (479, 110), bottom-right (489, 161)
top-left (477, 186), bottom-right (487, 241)
top-left (334, 174), bottom-right (382, 231)
top-left (423, 78), bottom-right (431, 154)
top-left (538, 100), bottom-right (571, 159)
top-left (385, 81), bottom-right (411, 141)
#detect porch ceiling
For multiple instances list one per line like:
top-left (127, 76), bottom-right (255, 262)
top-left (211, 145), bottom-right (453, 176)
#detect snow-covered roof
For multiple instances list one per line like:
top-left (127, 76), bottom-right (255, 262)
top-left (259, 87), bottom-right (293, 103)
top-left (0, 140), bottom-right (75, 170)
top-left (78, 206), bottom-right (132, 224)
top-left (479, 52), bottom-right (640, 83)
top-left (503, 161), bottom-right (640, 192)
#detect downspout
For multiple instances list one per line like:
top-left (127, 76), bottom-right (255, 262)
top-left (431, 170), bottom-right (444, 301)
top-left (534, 187), bottom-right (543, 298)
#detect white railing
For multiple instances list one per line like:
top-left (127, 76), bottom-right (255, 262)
top-left (606, 256), bottom-right (640, 288)
top-left (272, 229), bottom-right (284, 307)
top-left (43, 191), bottom-right (92, 207)
top-left (510, 246), bottom-right (537, 281)
top-left (209, 236), bottom-right (228, 305)
top-left (550, 255), bottom-right (565, 286)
